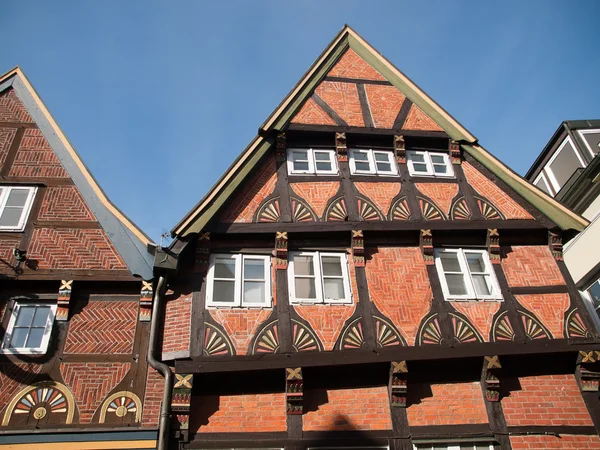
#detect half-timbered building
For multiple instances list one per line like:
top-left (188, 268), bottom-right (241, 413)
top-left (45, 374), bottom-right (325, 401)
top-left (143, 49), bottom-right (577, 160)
top-left (155, 26), bottom-right (600, 450)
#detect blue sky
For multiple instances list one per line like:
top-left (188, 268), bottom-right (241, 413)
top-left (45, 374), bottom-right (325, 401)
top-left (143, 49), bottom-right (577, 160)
top-left (1, 1), bottom-right (599, 241)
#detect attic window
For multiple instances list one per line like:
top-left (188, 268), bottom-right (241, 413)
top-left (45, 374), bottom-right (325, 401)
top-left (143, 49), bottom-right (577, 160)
top-left (406, 151), bottom-right (453, 178)
top-left (2, 302), bottom-right (56, 354)
top-left (349, 149), bottom-right (398, 176)
top-left (287, 148), bottom-right (338, 175)
top-left (0, 186), bottom-right (37, 232)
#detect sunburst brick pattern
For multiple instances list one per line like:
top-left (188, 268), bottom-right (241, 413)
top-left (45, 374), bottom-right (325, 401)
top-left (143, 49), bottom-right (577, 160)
top-left (221, 154), bottom-right (277, 223)
top-left (402, 104), bottom-right (444, 131)
top-left (9, 128), bottom-right (69, 178)
top-left (365, 247), bottom-right (432, 345)
top-left (0, 127), bottom-right (16, 168)
top-left (60, 362), bottom-right (130, 423)
top-left (462, 162), bottom-right (533, 219)
top-left (142, 367), bottom-right (166, 427)
top-left (364, 85), bottom-right (406, 128)
top-left (515, 294), bottom-right (570, 338)
top-left (290, 181), bottom-right (340, 218)
top-left (415, 183), bottom-right (458, 216)
top-left (28, 228), bottom-right (127, 270)
top-left (510, 435), bottom-right (600, 449)
top-left (451, 302), bottom-right (501, 342)
top-left (0, 364), bottom-right (42, 416)
top-left (315, 81), bottom-right (364, 127)
top-left (407, 382), bottom-right (488, 425)
top-left (0, 88), bottom-right (34, 123)
top-left (194, 393), bottom-right (287, 432)
top-left (208, 309), bottom-right (272, 355)
top-left (327, 48), bottom-right (387, 81)
top-left (294, 305), bottom-right (356, 351)
top-left (64, 301), bottom-right (137, 354)
top-left (502, 375), bottom-right (592, 426)
top-left (162, 294), bottom-right (192, 356)
top-left (38, 186), bottom-right (96, 221)
top-left (303, 387), bottom-right (392, 431)
top-left (354, 182), bottom-right (400, 216)
top-left (290, 98), bottom-right (336, 125)
top-left (502, 246), bottom-right (564, 287)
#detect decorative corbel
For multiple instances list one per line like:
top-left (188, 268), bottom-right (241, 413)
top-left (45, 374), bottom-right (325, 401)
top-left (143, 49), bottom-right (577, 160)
top-left (394, 135), bottom-right (406, 164)
top-left (351, 230), bottom-right (365, 267)
top-left (549, 230), bottom-right (563, 261)
top-left (276, 132), bottom-right (287, 162)
top-left (487, 229), bottom-right (501, 264)
top-left (420, 230), bottom-right (434, 265)
top-left (336, 132), bottom-right (347, 162)
top-left (56, 280), bottom-right (73, 321)
top-left (139, 280), bottom-right (153, 322)
top-left (390, 361), bottom-right (408, 407)
top-left (577, 351), bottom-right (600, 392)
top-left (482, 356), bottom-right (502, 402)
top-left (275, 231), bottom-right (288, 270)
top-left (449, 140), bottom-right (461, 165)
top-left (172, 373), bottom-right (194, 435)
top-left (193, 232), bottom-right (211, 273)
top-left (286, 367), bottom-right (303, 415)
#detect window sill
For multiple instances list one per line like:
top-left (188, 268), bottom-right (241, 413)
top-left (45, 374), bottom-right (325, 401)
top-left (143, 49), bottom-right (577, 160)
top-left (290, 301), bottom-right (353, 306)
top-left (0, 348), bottom-right (48, 355)
top-left (409, 175), bottom-right (457, 182)
top-left (444, 298), bottom-right (504, 302)
top-left (205, 305), bottom-right (273, 310)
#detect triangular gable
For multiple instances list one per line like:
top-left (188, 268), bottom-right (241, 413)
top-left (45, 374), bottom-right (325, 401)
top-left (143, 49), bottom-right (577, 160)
top-left (172, 25), bottom-right (587, 236)
top-left (0, 67), bottom-right (154, 279)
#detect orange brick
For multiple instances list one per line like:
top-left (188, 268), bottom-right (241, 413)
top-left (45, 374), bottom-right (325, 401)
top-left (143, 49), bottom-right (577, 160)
top-left (502, 246), bottom-right (564, 287)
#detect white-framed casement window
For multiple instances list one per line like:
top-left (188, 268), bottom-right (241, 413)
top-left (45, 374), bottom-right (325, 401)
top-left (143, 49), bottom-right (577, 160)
top-left (287, 148), bottom-right (338, 175)
top-left (583, 278), bottom-right (600, 320)
top-left (577, 129), bottom-right (600, 157)
top-left (0, 186), bottom-right (37, 231)
top-left (206, 254), bottom-right (272, 308)
top-left (533, 172), bottom-right (554, 196)
top-left (434, 249), bottom-right (502, 301)
top-left (414, 443), bottom-right (494, 450)
top-left (406, 151), bottom-right (454, 178)
top-left (349, 149), bottom-right (398, 176)
top-left (2, 303), bottom-right (56, 354)
top-left (544, 137), bottom-right (586, 193)
top-left (288, 251), bottom-right (352, 304)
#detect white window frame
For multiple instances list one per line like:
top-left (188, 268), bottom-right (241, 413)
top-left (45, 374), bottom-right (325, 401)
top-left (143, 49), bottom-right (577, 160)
top-left (206, 254), bottom-right (272, 308)
top-left (287, 148), bottom-right (338, 175)
top-left (406, 150), bottom-right (454, 178)
top-left (0, 186), bottom-right (37, 232)
top-left (349, 149), bottom-right (398, 176)
top-left (288, 251), bottom-right (352, 304)
top-left (1, 302), bottom-right (56, 354)
top-left (434, 248), bottom-right (503, 301)
top-left (577, 128), bottom-right (600, 158)
top-left (544, 136), bottom-right (587, 193)
top-left (413, 444), bottom-right (494, 450)
top-left (533, 172), bottom-right (554, 196)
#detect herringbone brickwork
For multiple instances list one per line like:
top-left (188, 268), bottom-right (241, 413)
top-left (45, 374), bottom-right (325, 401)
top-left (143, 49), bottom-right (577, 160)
top-left (315, 81), bottom-right (364, 127)
top-left (208, 309), bottom-right (271, 355)
top-left (515, 294), bottom-right (570, 338)
top-left (407, 382), bottom-right (488, 425)
top-left (294, 304), bottom-right (356, 351)
top-left (0, 127), bottom-right (17, 169)
top-left (290, 181), bottom-right (340, 218)
top-left (64, 301), bottom-right (137, 354)
top-left (402, 105), bottom-right (444, 131)
top-left (9, 128), bottom-right (69, 178)
top-left (0, 88), bottom-right (33, 123)
top-left (221, 154), bottom-right (277, 223)
top-left (142, 367), bottom-right (165, 427)
top-left (303, 387), bottom-right (392, 431)
top-left (502, 246), bottom-right (564, 287)
top-left (28, 228), bottom-right (127, 270)
top-left (162, 294), bottom-right (192, 356)
top-left (365, 247), bottom-right (432, 345)
top-left (39, 186), bottom-right (96, 221)
top-left (195, 393), bottom-right (287, 432)
top-left (415, 183), bottom-right (458, 216)
top-left (364, 84), bottom-right (406, 129)
top-left (60, 362), bottom-right (130, 423)
top-left (327, 48), bottom-right (387, 81)
top-left (462, 162), bottom-right (533, 219)
top-left (354, 182), bottom-right (399, 216)
top-left (510, 435), bottom-right (600, 449)
top-left (290, 98), bottom-right (336, 125)
top-left (502, 374), bottom-right (592, 426)
top-left (0, 364), bottom-right (42, 416)
top-left (0, 237), bottom-right (19, 275)
top-left (452, 302), bottom-right (501, 342)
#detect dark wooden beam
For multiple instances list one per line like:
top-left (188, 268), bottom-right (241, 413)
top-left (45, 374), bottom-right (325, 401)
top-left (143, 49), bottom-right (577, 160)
top-left (0, 122), bottom-right (38, 129)
top-left (356, 83), bottom-right (375, 129)
top-left (509, 285), bottom-right (569, 295)
top-left (393, 99), bottom-right (413, 130)
top-left (287, 123), bottom-right (449, 138)
top-left (0, 177), bottom-right (74, 186)
top-left (33, 221), bottom-right (102, 229)
top-left (324, 76), bottom-right (393, 86)
top-left (0, 127), bottom-right (24, 177)
top-left (311, 93), bottom-right (347, 127)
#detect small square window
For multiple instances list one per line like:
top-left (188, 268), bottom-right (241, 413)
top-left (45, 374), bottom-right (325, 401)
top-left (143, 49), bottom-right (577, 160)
top-left (349, 149), bottom-right (398, 176)
top-left (287, 148), bottom-right (338, 175)
top-left (406, 151), bottom-right (454, 178)
top-left (2, 302), bottom-right (56, 354)
top-left (0, 186), bottom-right (37, 231)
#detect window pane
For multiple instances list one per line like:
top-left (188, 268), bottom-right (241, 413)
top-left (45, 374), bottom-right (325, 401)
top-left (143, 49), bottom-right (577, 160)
top-left (295, 278), bottom-right (316, 299)
top-left (581, 132), bottom-right (600, 155)
top-left (446, 274), bottom-right (468, 295)
top-left (0, 208), bottom-right (24, 227)
top-left (430, 154), bottom-right (445, 164)
top-left (314, 152), bottom-right (330, 161)
top-left (294, 256), bottom-right (314, 276)
top-left (292, 150), bottom-right (308, 161)
top-left (243, 281), bottom-right (265, 304)
top-left (244, 259), bottom-right (264, 280)
top-left (353, 152), bottom-right (369, 161)
top-left (472, 274), bottom-right (491, 296)
top-left (439, 252), bottom-right (461, 272)
top-left (549, 140), bottom-right (584, 189)
top-left (5, 189), bottom-right (29, 207)
top-left (407, 152), bottom-right (425, 162)
top-left (321, 256), bottom-right (343, 276)
top-left (9, 328), bottom-right (28, 348)
top-left (316, 161), bottom-right (332, 171)
top-left (32, 307), bottom-right (51, 327)
top-left (535, 177), bottom-right (551, 195)
top-left (324, 278), bottom-right (345, 299)
top-left (16, 307), bottom-right (35, 327)
top-left (293, 161), bottom-right (309, 171)
top-left (374, 153), bottom-right (390, 162)
top-left (412, 163), bottom-right (428, 173)
top-left (466, 253), bottom-right (486, 273)
top-left (355, 161), bottom-right (371, 171)
top-left (587, 281), bottom-right (600, 310)
top-left (26, 328), bottom-right (45, 348)
top-left (376, 162), bottom-right (392, 172)
top-left (213, 280), bottom-right (235, 303)
top-left (214, 258), bottom-right (236, 278)
top-left (433, 164), bottom-right (448, 174)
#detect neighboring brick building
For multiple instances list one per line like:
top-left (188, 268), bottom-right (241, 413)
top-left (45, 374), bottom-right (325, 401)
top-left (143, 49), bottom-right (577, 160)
top-left (156, 26), bottom-right (600, 450)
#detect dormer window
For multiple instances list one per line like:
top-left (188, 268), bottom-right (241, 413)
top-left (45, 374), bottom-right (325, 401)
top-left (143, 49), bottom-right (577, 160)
top-left (406, 151), bottom-right (453, 178)
top-left (0, 186), bottom-right (37, 232)
top-left (287, 148), bottom-right (338, 175)
top-left (349, 149), bottom-right (398, 176)
top-left (2, 302), bottom-right (56, 354)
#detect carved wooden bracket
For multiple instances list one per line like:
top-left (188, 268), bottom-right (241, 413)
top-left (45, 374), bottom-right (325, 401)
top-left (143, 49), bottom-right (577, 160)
top-left (275, 231), bottom-right (288, 270)
top-left (286, 367), bottom-right (303, 415)
top-left (483, 355), bottom-right (502, 402)
top-left (549, 230), bottom-right (563, 261)
top-left (487, 229), bottom-right (501, 264)
top-left (577, 351), bottom-right (600, 392)
top-left (450, 139), bottom-right (461, 165)
top-left (139, 280), bottom-right (153, 322)
top-left (276, 132), bottom-right (286, 162)
top-left (351, 230), bottom-right (365, 267)
top-left (390, 361), bottom-right (408, 407)
top-left (56, 280), bottom-right (73, 321)
top-left (420, 230), bottom-right (434, 265)
top-left (336, 132), bottom-right (347, 162)
top-left (193, 232), bottom-right (211, 274)
top-left (394, 135), bottom-right (406, 164)
top-left (172, 373), bottom-right (193, 431)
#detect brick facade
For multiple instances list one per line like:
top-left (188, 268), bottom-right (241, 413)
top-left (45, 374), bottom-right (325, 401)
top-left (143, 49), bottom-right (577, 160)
top-left (515, 294), bottom-right (570, 338)
top-left (402, 104), bottom-right (444, 132)
top-left (452, 302), bottom-right (502, 342)
top-left (354, 182), bottom-right (400, 216)
top-left (9, 128), bottom-right (69, 178)
top-left (0, 236), bottom-right (19, 276)
top-left (510, 435), bottom-right (600, 449)
top-left (0, 127), bottom-right (17, 168)
top-left (0, 88), bottom-right (34, 123)
top-left (38, 186), bottom-right (96, 221)
top-left (502, 246), bottom-right (565, 287)
top-left (0, 364), bottom-right (42, 416)
top-left (294, 304), bottom-right (357, 351)
top-left (162, 294), bottom-right (192, 357)
top-left (315, 81), bottom-right (364, 127)
top-left (327, 48), bottom-right (386, 81)
top-left (141, 367), bottom-right (166, 427)
top-left (415, 183), bottom-right (459, 216)
top-left (290, 181), bottom-right (340, 219)
top-left (208, 309), bottom-right (272, 355)
top-left (364, 84), bottom-right (406, 129)
top-left (291, 98), bottom-right (336, 126)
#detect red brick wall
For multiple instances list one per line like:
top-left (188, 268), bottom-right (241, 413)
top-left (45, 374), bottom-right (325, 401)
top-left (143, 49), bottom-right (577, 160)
top-left (415, 183), bottom-right (459, 216)
top-left (60, 362), bottom-right (130, 423)
top-left (221, 154), bottom-right (277, 223)
top-left (162, 294), bottom-right (192, 356)
top-left (142, 366), bottom-right (166, 427)
top-left (194, 393), bottom-right (287, 432)
top-left (0, 236), bottom-right (19, 275)
top-left (0, 88), bottom-right (34, 123)
top-left (402, 105), bottom-right (444, 131)
top-left (315, 81), bottom-right (364, 127)
top-left (303, 386), bottom-right (392, 431)
top-left (0, 363), bottom-right (42, 416)
top-left (354, 182), bottom-right (400, 217)
top-left (515, 294), bottom-right (570, 338)
top-left (327, 48), bottom-right (386, 81)
top-left (28, 228), bottom-right (128, 270)
top-left (407, 382), bottom-right (488, 426)
top-left (502, 374), bottom-right (592, 426)
top-left (502, 246), bottom-right (565, 287)
top-left (291, 98), bottom-right (336, 126)
top-left (294, 304), bottom-right (356, 351)
top-left (38, 186), bottom-right (96, 221)
top-left (0, 127), bottom-right (17, 168)
top-left (290, 181), bottom-right (340, 219)
top-left (364, 85), bottom-right (406, 129)
top-left (208, 309), bottom-right (271, 355)
top-left (452, 302), bottom-right (501, 342)
top-left (9, 128), bottom-right (69, 178)
top-left (510, 435), bottom-right (600, 449)
top-left (462, 162), bottom-right (533, 219)
top-left (366, 247), bottom-right (432, 345)
top-left (64, 300), bottom-right (137, 354)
